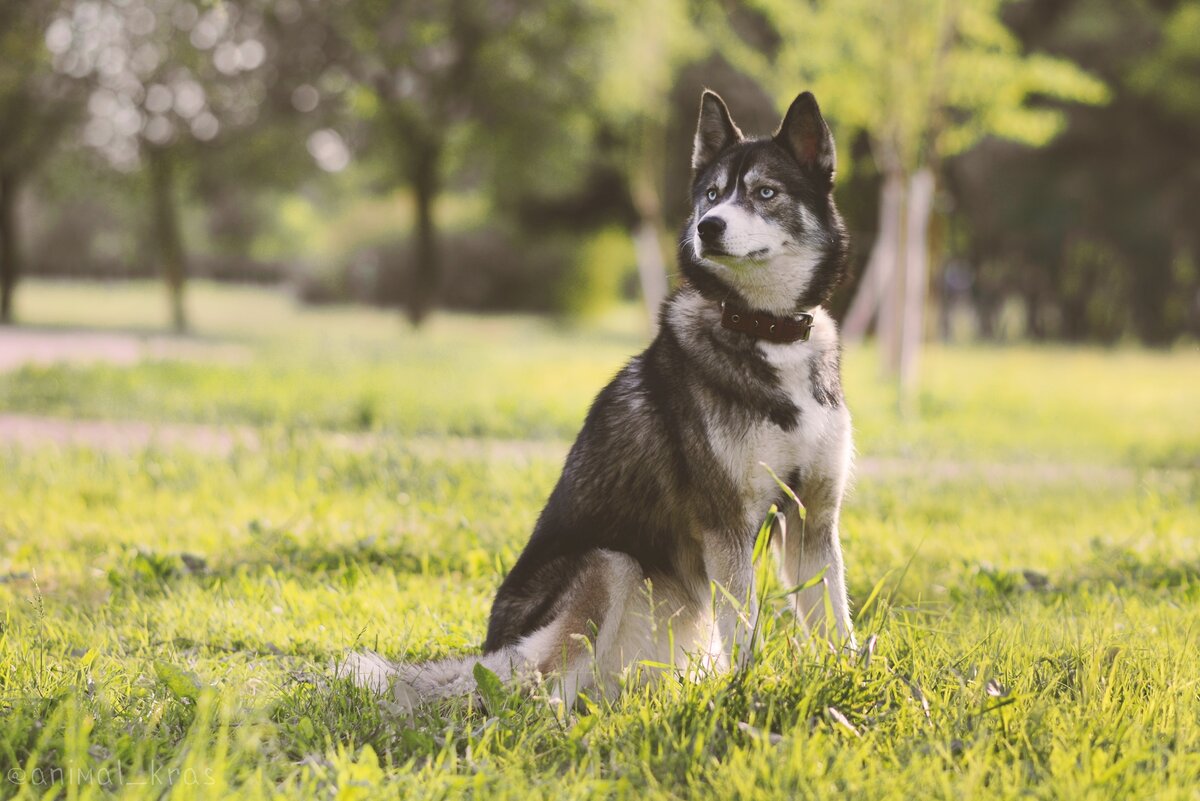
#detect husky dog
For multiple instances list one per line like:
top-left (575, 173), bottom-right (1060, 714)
top-left (343, 90), bottom-right (855, 710)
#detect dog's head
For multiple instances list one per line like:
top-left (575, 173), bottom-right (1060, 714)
top-left (683, 90), bottom-right (847, 315)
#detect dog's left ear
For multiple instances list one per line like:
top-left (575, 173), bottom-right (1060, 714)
top-left (775, 92), bottom-right (836, 184)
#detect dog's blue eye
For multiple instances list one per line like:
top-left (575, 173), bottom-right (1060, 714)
top-left (706, 188), bottom-right (718, 202)
top-left (759, 187), bottom-right (776, 199)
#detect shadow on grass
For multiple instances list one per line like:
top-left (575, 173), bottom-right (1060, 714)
top-left (105, 535), bottom-right (482, 599)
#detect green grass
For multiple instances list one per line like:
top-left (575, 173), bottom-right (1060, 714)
top-left (1, 280), bottom-right (1199, 798)
top-left (5, 280), bottom-right (1199, 466)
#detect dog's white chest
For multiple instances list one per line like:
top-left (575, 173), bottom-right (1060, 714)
top-left (706, 339), bottom-right (847, 530)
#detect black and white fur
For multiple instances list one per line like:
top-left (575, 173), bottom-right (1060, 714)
top-left (342, 90), bottom-right (855, 710)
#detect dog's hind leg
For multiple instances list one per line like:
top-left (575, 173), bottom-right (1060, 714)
top-left (534, 549), bottom-right (671, 706)
top-left (543, 549), bottom-right (708, 704)
top-left (341, 549), bottom-right (701, 712)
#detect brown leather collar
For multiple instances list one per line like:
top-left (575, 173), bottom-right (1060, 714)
top-left (720, 301), bottom-right (814, 343)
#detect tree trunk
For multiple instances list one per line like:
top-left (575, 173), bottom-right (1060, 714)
top-left (406, 137), bottom-right (442, 326)
top-left (877, 171), bottom-right (908, 376)
top-left (0, 170), bottom-right (18, 325)
top-left (972, 251), bottom-right (999, 340)
top-left (630, 116), bottom-right (670, 334)
top-left (633, 221), bottom-right (669, 329)
top-left (1024, 285), bottom-right (1044, 340)
top-left (977, 300), bottom-right (998, 340)
top-left (898, 167), bottom-right (935, 413)
top-left (147, 146), bottom-right (187, 333)
top-left (842, 171), bottom-right (904, 343)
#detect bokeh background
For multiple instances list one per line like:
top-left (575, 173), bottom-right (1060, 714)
top-left (2, 0), bottom-right (1198, 359)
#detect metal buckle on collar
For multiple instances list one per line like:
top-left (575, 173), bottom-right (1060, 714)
top-left (792, 311), bottom-right (814, 342)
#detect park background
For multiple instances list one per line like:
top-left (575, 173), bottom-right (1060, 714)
top-left (1, 1), bottom-right (1199, 799)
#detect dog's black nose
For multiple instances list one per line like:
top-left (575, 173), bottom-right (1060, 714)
top-left (697, 216), bottom-right (726, 244)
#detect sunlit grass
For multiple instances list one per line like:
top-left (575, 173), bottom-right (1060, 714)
top-left (4, 280), bottom-right (1198, 465)
top-left (1, 280), bottom-right (1198, 797)
top-left (1, 439), bottom-right (1197, 798)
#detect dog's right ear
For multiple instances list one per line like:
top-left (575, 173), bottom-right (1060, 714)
top-left (692, 90), bottom-right (742, 173)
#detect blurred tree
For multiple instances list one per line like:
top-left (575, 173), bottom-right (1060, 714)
top-left (50, 0), bottom-right (281, 332)
top-left (951, 0), bottom-right (1200, 345)
top-left (310, 0), bottom-right (610, 325)
top-left (587, 0), bottom-right (706, 328)
top-left (0, 0), bottom-right (85, 324)
top-left (712, 0), bottom-right (1106, 406)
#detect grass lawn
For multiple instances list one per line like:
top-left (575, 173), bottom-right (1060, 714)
top-left (1, 280), bottom-right (1199, 799)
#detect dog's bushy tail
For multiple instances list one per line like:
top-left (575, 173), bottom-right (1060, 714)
top-left (337, 648), bottom-right (526, 713)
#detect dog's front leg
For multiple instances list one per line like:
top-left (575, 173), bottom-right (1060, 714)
top-left (776, 483), bottom-right (856, 650)
top-left (702, 531), bottom-right (757, 671)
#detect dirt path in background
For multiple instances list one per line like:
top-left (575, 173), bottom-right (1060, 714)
top-left (1, 329), bottom-right (1189, 485)
top-left (0, 413), bottom-right (567, 462)
top-left (0, 328), bottom-right (248, 372)
top-left (0, 412), bottom-right (1181, 486)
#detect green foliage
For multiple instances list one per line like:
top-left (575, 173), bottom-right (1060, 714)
top-left (951, 0), bottom-right (1200, 345)
top-left (1128, 1), bottom-right (1200, 119)
top-left (0, 1), bottom-right (79, 174)
top-left (1059, 238), bottom-right (1128, 342)
top-left (252, 189), bottom-right (488, 268)
top-left (714, 0), bottom-right (1107, 170)
top-left (557, 226), bottom-right (637, 321)
top-left (4, 0), bottom-right (1191, 338)
top-left (590, 0), bottom-right (705, 124)
top-left (316, 0), bottom-right (609, 196)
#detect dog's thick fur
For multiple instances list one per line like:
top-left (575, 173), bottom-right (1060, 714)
top-left (342, 90), bottom-right (855, 710)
